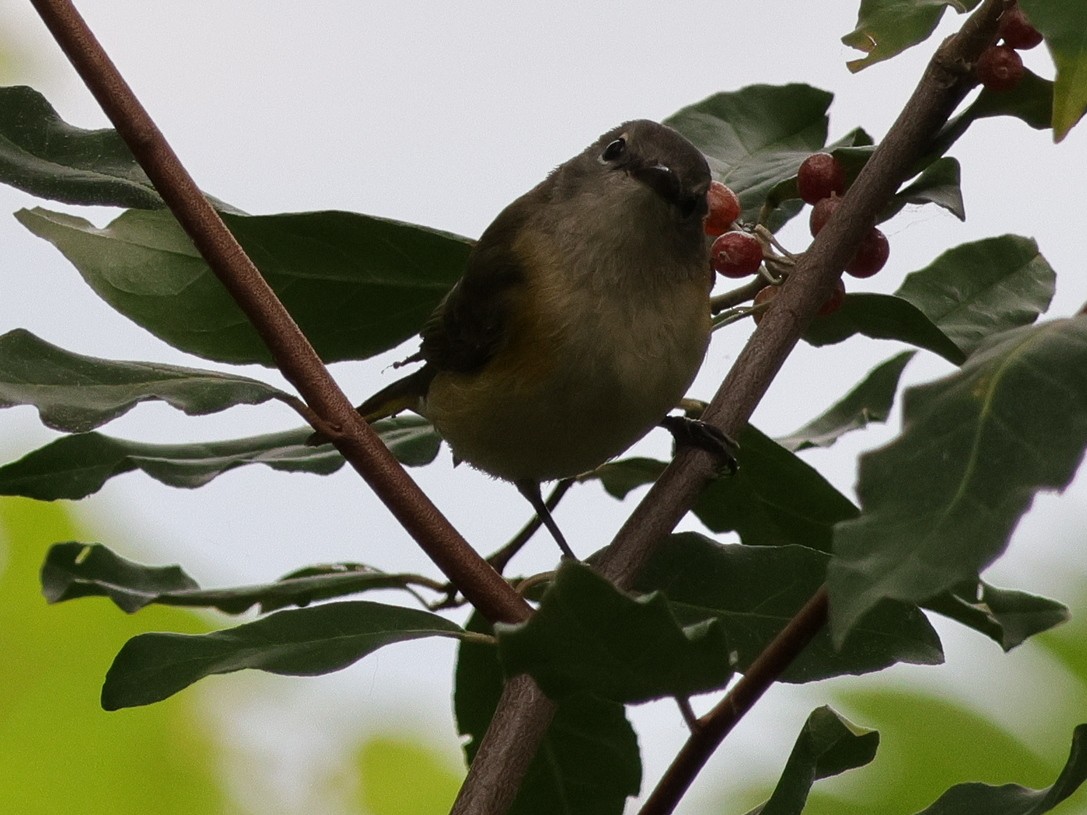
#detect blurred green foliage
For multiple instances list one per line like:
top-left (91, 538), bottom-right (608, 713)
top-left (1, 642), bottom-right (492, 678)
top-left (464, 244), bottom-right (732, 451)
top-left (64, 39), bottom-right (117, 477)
top-left (0, 497), bottom-right (225, 814)
top-left (355, 735), bottom-right (463, 815)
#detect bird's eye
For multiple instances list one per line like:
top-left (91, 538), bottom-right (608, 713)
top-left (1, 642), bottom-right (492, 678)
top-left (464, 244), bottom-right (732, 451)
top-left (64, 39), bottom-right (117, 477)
top-left (601, 137), bottom-right (626, 162)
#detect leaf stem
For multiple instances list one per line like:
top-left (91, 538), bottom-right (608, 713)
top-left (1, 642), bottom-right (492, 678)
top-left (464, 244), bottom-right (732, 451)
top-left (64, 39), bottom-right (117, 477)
top-left (27, 0), bottom-right (531, 627)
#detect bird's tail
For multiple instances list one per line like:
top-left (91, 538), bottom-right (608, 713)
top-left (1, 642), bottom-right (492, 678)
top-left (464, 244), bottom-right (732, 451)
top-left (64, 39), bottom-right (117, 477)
top-left (355, 366), bottom-right (432, 422)
top-left (307, 366), bottom-right (432, 445)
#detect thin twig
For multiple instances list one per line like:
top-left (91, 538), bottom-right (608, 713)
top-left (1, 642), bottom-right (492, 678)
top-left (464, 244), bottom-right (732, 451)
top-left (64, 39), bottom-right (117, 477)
top-left (640, 588), bottom-right (829, 814)
top-left (711, 277), bottom-right (766, 313)
top-left (28, 0), bottom-right (531, 627)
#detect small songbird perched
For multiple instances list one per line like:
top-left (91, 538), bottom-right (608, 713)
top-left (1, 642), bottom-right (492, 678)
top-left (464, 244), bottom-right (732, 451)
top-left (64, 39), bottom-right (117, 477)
top-left (355, 120), bottom-right (732, 557)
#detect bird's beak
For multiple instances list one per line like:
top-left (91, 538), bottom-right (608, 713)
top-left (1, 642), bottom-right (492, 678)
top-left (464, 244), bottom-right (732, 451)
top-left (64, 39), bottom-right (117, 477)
top-left (632, 162), bottom-right (679, 201)
top-left (633, 163), bottom-right (707, 221)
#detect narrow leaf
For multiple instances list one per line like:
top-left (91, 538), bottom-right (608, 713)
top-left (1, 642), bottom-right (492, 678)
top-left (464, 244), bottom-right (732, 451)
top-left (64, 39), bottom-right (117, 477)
top-left (895, 236), bottom-right (1056, 355)
top-left (497, 561), bottom-right (733, 703)
top-left (0, 85), bottom-right (164, 209)
top-left (804, 294), bottom-right (966, 364)
top-left (778, 352), bottom-right (915, 451)
top-left (41, 542), bottom-right (427, 615)
top-left (0, 417), bottom-right (440, 499)
top-left (913, 723), bottom-right (1087, 814)
top-left (16, 206), bottom-right (469, 365)
top-left (756, 706), bottom-right (879, 815)
top-left (635, 533), bottom-right (942, 684)
top-left (42, 542), bottom-right (198, 613)
top-left (102, 600), bottom-right (465, 709)
top-left (843, 1), bottom-right (979, 72)
top-left (923, 580), bottom-right (1070, 651)
top-left (0, 328), bottom-right (284, 432)
top-left (829, 319), bottom-right (1087, 643)
top-left (455, 614), bottom-right (641, 815)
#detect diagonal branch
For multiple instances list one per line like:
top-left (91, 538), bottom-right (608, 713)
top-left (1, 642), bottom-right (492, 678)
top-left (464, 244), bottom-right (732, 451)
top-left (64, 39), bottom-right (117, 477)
top-left (453, 1), bottom-right (1012, 813)
top-left (27, 0), bottom-right (531, 627)
top-left (639, 587), bottom-right (829, 815)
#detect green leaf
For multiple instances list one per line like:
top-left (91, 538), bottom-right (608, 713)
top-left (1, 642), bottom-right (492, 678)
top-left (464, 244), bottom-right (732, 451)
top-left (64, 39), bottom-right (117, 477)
top-left (595, 425), bottom-right (860, 552)
top-left (0, 85), bottom-right (164, 209)
top-left (665, 84), bottom-right (867, 226)
top-left (43, 542), bottom-right (198, 612)
top-left (803, 294), bottom-right (967, 365)
top-left (843, 1), bottom-right (980, 72)
top-left (755, 707), bottom-right (879, 815)
top-left (0, 328), bottom-right (284, 432)
top-left (945, 69), bottom-right (1056, 135)
top-left (455, 613), bottom-right (641, 815)
top-left (895, 236), bottom-right (1056, 356)
top-left (16, 206), bottom-right (469, 365)
top-left (795, 688), bottom-right (1078, 814)
top-left (888, 157), bottom-right (965, 221)
top-left (102, 600), bottom-right (465, 709)
top-left (496, 561), bottom-right (734, 703)
top-left (0, 417), bottom-right (440, 499)
top-left (1020, 0), bottom-right (1087, 140)
top-left (42, 542), bottom-right (430, 615)
top-left (635, 533), bottom-right (942, 684)
top-left (923, 580), bottom-right (1070, 651)
top-left (913, 724), bottom-right (1087, 814)
top-left (777, 352), bottom-right (915, 451)
top-left (828, 319), bottom-right (1087, 643)
top-left (693, 427), bottom-right (861, 551)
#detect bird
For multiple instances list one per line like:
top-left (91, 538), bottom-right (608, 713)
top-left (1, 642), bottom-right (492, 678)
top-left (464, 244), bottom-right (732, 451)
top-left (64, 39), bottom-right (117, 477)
top-left (353, 119), bottom-right (732, 558)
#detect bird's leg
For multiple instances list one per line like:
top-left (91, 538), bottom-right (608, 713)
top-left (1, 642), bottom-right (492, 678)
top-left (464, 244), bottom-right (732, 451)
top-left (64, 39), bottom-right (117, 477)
top-left (487, 479), bottom-right (575, 572)
top-left (660, 415), bottom-right (739, 475)
top-left (515, 479), bottom-right (578, 560)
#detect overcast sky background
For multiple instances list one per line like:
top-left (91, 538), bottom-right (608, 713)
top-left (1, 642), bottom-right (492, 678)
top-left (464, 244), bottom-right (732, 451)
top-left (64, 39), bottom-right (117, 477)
top-left (2, 2), bottom-right (1087, 813)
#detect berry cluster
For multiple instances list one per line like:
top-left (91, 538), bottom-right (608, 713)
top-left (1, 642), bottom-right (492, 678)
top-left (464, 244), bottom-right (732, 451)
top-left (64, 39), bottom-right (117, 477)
top-left (704, 180), bottom-right (765, 278)
top-left (802, 152), bottom-right (890, 280)
top-left (976, 3), bottom-right (1042, 92)
top-left (749, 151), bottom-right (890, 323)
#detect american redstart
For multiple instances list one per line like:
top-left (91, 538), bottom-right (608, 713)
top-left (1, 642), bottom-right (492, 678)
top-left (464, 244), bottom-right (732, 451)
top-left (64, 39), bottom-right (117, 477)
top-left (355, 119), bottom-right (733, 558)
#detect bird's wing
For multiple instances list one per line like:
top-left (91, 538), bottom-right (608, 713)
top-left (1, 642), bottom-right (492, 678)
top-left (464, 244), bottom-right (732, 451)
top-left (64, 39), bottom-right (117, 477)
top-left (419, 200), bottom-right (532, 374)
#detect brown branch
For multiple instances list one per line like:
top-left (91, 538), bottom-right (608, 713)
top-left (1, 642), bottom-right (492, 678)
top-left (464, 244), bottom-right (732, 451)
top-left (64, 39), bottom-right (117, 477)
top-left (640, 587), bottom-right (829, 815)
top-left (28, 0), bottom-right (531, 627)
top-left (454, 1), bottom-right (1011, 813)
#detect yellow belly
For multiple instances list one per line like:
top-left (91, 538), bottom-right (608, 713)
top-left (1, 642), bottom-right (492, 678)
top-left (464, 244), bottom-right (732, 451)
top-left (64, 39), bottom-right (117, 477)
top-left (425, 272), bottom-right (711, 482)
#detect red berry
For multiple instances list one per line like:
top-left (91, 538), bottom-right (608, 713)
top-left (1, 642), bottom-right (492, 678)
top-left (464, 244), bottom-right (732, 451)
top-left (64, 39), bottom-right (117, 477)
top-left (845, 227), bottom-right (890, 278)
top-left (818, 278), bottom-right (846, 316)
top-left (704, 180), bottom-right (741, 237)
top-left (977, 45), bottom-right (1024, 92)
top-left (711, 231), bottom-right (764, 278)
top-left (1000, 5), bottom-right (1043, 50)
top-left (809, 194), bottom-right (842, 237)
top-left (752, 285), bottom-right (779, 324)
top-left (797, 152), bottom-right (846, 204)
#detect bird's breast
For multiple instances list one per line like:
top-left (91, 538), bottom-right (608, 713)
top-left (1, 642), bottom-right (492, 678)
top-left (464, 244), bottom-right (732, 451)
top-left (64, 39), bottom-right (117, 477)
top-left (425, 243), bottom-right (712, 482)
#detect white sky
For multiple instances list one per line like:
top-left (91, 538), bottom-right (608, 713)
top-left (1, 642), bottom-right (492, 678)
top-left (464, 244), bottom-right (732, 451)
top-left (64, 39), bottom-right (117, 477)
top-left (2, 3), bottom-right (1086, 813)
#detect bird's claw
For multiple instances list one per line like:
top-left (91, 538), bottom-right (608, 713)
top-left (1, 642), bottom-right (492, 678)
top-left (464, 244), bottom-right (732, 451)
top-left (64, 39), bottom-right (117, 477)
top-left (660, 415), bottom-right (739, 475)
